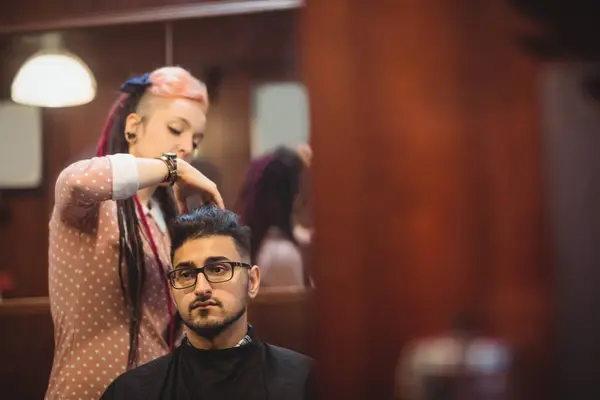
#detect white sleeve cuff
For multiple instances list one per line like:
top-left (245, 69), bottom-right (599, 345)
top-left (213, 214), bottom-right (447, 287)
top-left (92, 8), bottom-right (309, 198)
top-left (108, 154), bottom-right (139, 200)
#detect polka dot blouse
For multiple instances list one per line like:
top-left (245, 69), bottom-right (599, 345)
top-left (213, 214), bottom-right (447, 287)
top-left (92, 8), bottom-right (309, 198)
top-left (45, 154), bottom-right (173, 400)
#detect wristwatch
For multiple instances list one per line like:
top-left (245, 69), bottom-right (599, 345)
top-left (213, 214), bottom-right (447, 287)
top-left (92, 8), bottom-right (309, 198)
top-left (159, 152), bottom-right (178, 186)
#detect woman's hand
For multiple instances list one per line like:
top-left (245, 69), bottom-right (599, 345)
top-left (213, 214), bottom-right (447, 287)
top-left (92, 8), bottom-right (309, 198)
top-left (173, 159), bottom-right (224, 213)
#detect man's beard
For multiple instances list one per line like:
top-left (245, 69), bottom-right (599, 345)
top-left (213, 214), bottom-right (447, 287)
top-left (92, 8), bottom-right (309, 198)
top-left (183, 301), bottom-right (247, 340)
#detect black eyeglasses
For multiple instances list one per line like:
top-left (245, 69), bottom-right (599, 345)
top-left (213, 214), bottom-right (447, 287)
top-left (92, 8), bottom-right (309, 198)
top-left (167, 261), bottom-right (252, 289)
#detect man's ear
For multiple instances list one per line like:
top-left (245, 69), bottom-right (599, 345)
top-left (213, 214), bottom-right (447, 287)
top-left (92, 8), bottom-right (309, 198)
top-left (247, 265), bottom-right (260, 299)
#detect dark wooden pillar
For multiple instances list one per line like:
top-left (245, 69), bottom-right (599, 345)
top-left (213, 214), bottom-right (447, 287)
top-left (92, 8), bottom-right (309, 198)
top-left (302, 1), bottom-right (554, 399)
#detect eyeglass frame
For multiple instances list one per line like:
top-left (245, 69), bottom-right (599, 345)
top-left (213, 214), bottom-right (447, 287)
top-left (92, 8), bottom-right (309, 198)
top-left (166, 261), bottom-right (252, 289)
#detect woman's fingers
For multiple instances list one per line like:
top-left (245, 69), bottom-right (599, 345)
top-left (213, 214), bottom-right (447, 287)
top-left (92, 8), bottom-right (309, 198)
top-left (175, 162), bottom-right (225, 211)
top-left (210, 186), bottom-right (225, 209)
top-left (174, 180), bottom-right (224, 212)
top-left (189, 173), bottom-right (224, 209)
top-left (174, 191), bottom-right (189, 214)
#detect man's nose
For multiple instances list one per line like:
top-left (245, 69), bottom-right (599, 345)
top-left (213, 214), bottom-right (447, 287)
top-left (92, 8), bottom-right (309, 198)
top-left (193, 272), bottom-right (213, 295)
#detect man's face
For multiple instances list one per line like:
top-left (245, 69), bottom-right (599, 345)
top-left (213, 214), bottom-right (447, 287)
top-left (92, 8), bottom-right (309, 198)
top-left (171, 235), bottom-right (260, 338)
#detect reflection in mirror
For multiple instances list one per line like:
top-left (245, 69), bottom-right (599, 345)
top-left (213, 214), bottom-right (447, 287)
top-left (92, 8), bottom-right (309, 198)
top-left (251, 82), bottom-right (310, 157)
top-left (231, 80), bottom-right (314, 289)
top-left (0, 9), bottom-right (316, 399)
top-left (235, 142), bottom-right (314, 289)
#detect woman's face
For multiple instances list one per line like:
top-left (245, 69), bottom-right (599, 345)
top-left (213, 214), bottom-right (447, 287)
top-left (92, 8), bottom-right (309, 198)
top-left (125, 96), bottom-right (206, 160)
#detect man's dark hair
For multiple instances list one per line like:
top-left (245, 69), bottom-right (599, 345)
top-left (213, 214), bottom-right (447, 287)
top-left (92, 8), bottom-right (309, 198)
top-left (170, 205), bottom-right (251, 261)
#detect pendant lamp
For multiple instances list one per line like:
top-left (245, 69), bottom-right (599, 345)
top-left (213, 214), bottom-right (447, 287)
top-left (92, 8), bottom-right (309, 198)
top-left (11, 32), bottom-right (97, 108)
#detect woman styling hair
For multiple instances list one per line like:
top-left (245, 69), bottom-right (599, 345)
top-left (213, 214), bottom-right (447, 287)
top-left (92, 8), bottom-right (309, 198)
top-left (45, 67), bottom-right (223, 400)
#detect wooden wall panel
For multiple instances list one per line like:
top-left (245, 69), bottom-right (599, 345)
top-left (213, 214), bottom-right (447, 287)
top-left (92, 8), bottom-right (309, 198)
top-left (248, 288), bottom-right (315, 357)
top-left (0, 308), bottom-right (54, 399)
top-left (303, 1), bottom-right (554, 399)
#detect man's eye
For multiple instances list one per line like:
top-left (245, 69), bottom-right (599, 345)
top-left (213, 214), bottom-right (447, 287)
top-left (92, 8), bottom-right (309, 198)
top-left (176, 269), bottom-right (194, 279)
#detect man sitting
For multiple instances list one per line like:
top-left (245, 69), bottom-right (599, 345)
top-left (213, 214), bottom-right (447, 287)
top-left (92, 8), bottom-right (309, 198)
top-left (102, 206), bottom-right (314, 399)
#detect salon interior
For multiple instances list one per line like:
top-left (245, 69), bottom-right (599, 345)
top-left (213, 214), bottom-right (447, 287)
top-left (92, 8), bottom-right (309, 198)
top-left (2, 1), bottom-right (600, 399)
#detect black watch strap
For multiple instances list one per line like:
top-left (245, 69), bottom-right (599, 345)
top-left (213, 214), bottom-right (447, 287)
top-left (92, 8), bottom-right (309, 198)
top-left (159, 152), bottom-right (178, 186)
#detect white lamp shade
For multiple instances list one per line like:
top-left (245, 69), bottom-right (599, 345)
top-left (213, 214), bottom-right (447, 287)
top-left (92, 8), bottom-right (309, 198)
top-left (11, 51), bottom-right (97, 108)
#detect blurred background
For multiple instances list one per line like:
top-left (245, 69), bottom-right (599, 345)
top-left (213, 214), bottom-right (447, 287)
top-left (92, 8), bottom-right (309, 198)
top-left (2, 0), bottom-right (600, 399)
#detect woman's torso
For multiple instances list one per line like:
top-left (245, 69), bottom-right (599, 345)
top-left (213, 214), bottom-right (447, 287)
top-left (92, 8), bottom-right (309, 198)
top-left (46, 198), bottom-right (173, 400)
top-left (256, 227), bottom-right (307, 288)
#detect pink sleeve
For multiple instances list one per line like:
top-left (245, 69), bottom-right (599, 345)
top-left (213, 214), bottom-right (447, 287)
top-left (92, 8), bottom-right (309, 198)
top-left (54, 154), bottom-right (140, 225)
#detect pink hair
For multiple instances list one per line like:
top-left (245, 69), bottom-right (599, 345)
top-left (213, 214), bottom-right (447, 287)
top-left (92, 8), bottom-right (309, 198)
top-left (95, 66), bottom-right (208, 157)
top-left (147, 66), bottom-right (209, 109)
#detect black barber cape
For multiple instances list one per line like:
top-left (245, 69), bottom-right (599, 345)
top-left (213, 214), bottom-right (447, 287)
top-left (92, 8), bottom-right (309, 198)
top-left (101, 328), bottom-right (314, 400)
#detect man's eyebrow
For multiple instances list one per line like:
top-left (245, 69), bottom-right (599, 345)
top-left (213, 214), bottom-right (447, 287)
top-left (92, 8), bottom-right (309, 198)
top-left (174, 257), bottom-right (231, 269)
top-left (204, 256), bottom-right (231, 264)
top-left (173, 261), bottom-right (196, 269)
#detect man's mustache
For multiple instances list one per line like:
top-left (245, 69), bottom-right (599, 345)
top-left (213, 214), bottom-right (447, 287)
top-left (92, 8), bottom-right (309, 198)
top-left (189, 295), bottom-right (222, 311)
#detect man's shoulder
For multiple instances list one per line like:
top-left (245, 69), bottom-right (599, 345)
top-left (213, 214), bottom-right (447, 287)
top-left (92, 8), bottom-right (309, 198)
top-left (263, 343), bottom-right (313, 371)
top-left (262, 344), bottom-right (315, 399)
top-left (123, 353), bottom-right (172, 378)
top-left (101, 354), bottom-right (172, 399)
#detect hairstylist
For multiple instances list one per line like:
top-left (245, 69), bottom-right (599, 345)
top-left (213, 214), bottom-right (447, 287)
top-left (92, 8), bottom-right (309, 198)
top-left (45, 66), bottom-right (223, 400)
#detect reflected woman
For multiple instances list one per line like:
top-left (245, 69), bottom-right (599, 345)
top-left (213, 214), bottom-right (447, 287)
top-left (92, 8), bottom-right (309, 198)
top-left (236, 146), bottom-right (313, 288)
